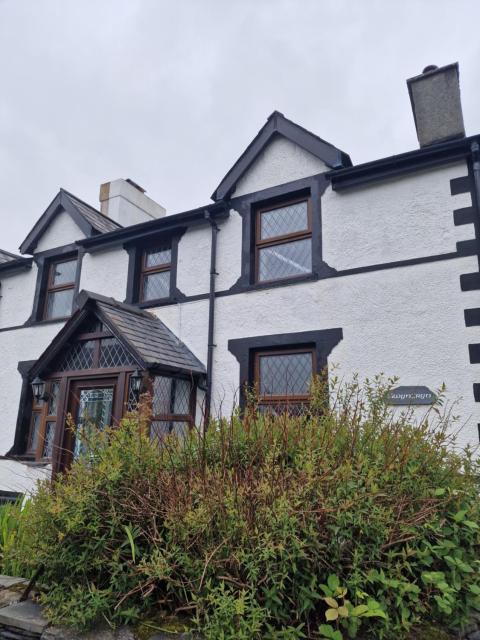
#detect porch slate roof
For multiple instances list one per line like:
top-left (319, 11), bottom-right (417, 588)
top-left (31, 290), bottom-right (206, 378)
top-left (91, 293), bottom-right (206, 375)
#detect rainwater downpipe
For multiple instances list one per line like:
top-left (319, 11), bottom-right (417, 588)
top-left (204, 209), bottom-right (220, 427)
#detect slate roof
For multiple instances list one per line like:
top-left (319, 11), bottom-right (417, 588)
top-left (60, 190), bottom-right (121, 234)
top-left (32, 291), bottom-right (206, 378)
top-left (93, 294), bottom-right (206, 375)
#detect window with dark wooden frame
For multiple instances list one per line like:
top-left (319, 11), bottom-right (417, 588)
top-left (255, 197), bottom-right (312, 284)
top-left (44, 257), bottom-right (78, 320)
top-left (254, 347), bottom-right (315, 414)
top-left (26, 380), bottom-right (60, 461)
top-left (140, 246), bottom-right (172, 302)
top-left (149, 374), bottom-right (194, 441)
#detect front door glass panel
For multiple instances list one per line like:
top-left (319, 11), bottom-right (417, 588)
top-left (74, 387), bottom-right (114, 459)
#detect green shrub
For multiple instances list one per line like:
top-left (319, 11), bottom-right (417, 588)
top-left (7, 376), bottom-right (480, 638)
top-left (0, 499), bottom-right (29, 576)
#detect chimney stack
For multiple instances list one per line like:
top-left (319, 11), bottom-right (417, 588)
top-left (407, 62), bottom-right (465, 147)
top-left (99, 178), bottom-right (166, 227)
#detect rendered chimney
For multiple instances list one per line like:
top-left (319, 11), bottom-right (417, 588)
top-left (99, 179), bottom-right (166, 226)
top-left (407, 62), bottom-right (465, 147)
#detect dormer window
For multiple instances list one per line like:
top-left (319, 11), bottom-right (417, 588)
top-left (141, 246), bottom-right (171, 302)
top-left (255, 197), bottom-right (312, 283)
top-left (44, 257), bottom-right (78, 320)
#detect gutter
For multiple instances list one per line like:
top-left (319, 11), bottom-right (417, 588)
top-left (77, 202), bottom-right (229, 253)
top-left (328, 134), bottom-right (480, 192)
top-left (0, 257), bottom-right (33, 275)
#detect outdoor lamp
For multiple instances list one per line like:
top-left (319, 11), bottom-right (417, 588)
top-left (130, 369), bottom-right (143, 395)
top-left (31, 376), bottom-right (46, 403)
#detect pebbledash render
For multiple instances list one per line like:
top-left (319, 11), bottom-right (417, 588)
top-left (1, 62), bottom-right (479, 495)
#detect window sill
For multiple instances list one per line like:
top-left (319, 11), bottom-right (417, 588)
top-left (229, 273), bottom-right (317, 295)
top-left (136, 296), bottom-right (178, 309)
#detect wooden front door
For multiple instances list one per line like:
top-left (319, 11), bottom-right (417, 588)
top-left (61, 377), bottom-right (117, 467)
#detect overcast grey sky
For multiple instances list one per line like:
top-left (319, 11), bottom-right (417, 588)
top-left (1, 0), bottom-right (480, 253)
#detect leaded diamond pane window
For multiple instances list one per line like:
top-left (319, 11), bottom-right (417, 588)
top-left (141, 246), bottom-right (171, 302)
top-left (48, 381), bottom-right (60, 416)
top-left (255, 198), bottom-right (312, 284)
top-left (28, 413), bottom-right (41, 453)
top-left (258, 238), bottom-right (311, 282)
top-left (145, 248), bottom-right (171, 268)
top-left (150, 420), bottom-right (189, 442)
top-left (99, 338), bottom-right (136, 368)
top-left (255, 349), bottom-right (314, 414)
top-left (143, 271), bottom-right (170, 301)
top-left (59, 340), bottom-right (95, 371)
top-left (152, 376), bottom-right (192, 416)
top-left (42, 421), bottom-right (56, 459)
top-left (260, 201), bottom-right (308, 240)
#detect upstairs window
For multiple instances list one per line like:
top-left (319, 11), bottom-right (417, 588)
top-left (255, 197), bottom-right (312, 283)
top-left (254, 347), bottom-right (314, 414)
top-left (140, 246), bottom-right (171, 302)
top-left (44, 257), bottom-right (78, 320)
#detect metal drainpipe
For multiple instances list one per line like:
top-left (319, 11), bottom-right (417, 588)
top-left (204, 209), bottom-right (220, 427)
top-left (471, 141), bottom-right (480, 272)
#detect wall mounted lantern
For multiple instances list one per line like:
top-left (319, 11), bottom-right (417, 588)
top-left (31, 377), bottom-right (46, 403)
top-left (130, 369), bottom-right (143, 395)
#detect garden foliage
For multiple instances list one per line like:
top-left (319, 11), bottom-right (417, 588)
top-left (6, 376), bottom-right (480, 639)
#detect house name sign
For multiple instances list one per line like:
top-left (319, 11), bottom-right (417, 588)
top-left (386, 386), bottom-right (437, 406)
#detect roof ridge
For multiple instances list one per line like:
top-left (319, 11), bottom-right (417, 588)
top-left (78, 289), bottom-right (157, 320)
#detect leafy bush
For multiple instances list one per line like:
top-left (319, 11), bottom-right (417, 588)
top-left (7, 376), bottom-right (480, 638)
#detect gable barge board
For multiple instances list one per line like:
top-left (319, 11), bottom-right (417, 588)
top-left (212, 111), bottom-right (351, 201)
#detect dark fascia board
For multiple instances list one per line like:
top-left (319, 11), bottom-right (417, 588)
top-left (19, 190), bottom-right (96, 255)
top-left (327, 134), bottom-right (479, 191)
top-left (0, 257), bottom-right (33, 275)
top-left (77, 202), bottom-right (229, 253)
top-left (211, 111), bottom-right (352, 202)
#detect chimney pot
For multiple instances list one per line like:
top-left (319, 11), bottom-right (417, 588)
top-left (407, 62), bottom-right (465, 147)
top-left (422, 64), bottom-right (439, 74)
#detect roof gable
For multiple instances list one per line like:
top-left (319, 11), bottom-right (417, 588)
top-left (31, 291), bottom-right (206, 379)
top-left (212, 111), bottom-right (352, 201)
top-left (20, 189), bottom-right (122, 255)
